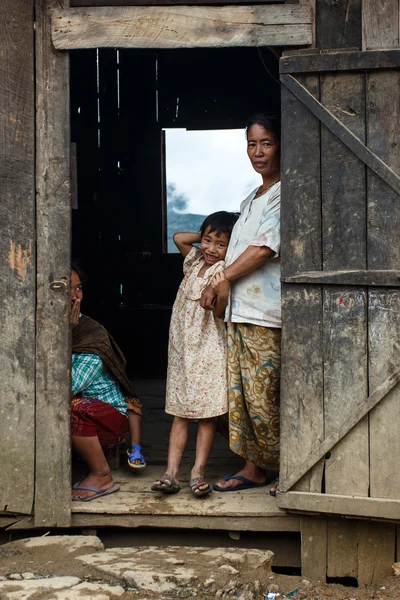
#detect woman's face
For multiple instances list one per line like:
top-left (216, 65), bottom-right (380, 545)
top-left (247, 124), bottom-right (280, 178)
top-left (70, 269), bottom-right (83, 308)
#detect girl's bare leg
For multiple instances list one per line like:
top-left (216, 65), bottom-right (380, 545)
top-left (165, 416), bottom-right (190, 483)
top-left (71, 435), bottom-right (114, 500)
top-left (191, 418), bottom-right (215, 492)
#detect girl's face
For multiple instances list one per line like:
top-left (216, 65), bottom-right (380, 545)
top-left (200, 226), bottom-right (229, 266)
top-left (247, 124), bottom-right (280, 178)
top-left (70, 269), bottom-right (83, 308)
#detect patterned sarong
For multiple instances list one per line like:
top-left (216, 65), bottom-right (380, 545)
top-left (227, 323), bottom-right (281, 470)
top-left (71, 396), bottom-right (128, 449)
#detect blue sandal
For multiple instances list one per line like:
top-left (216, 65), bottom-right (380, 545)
top-left (127, 445), bottom-right (146, 469)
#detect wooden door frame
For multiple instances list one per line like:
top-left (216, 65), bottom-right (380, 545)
top-left (35, 0), bottom-right (314, 527)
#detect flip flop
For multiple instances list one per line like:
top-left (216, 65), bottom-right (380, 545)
top-left (213, 474), bottom-right (269, 492)
top-left (151, 473), bottom-right (181, 494)
top-left (190, 477), bottom-right (212, 498)
top-left (127, 445), bottom-right (146, 469)
top-left (269, 477), bottom-right (279, 497)
top-left (72, 482), bottom-right (120, 502)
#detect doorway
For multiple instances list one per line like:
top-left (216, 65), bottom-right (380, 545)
top-left (69, 47), bottom-right (291, 526)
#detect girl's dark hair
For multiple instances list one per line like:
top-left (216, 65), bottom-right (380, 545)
top-left (245, 112), bottom-right (281, 142)
top-left (200, 211), bottom-right (239, 239)
top-left (71, 258), bottom-right (88, 284)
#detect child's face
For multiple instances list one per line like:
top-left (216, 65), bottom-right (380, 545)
top-left (200, 226), bottom-right (229, 266)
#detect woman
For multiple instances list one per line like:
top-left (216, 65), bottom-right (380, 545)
top-left (202, 112), bottom-right (281, 495)
top-left (70, 264), bottom-right (144, 501)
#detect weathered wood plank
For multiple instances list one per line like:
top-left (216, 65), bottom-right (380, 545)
top-left (362, 0), bottom-right (399, 50)
top-left (280, 73), bottom-right (324, 495)
top-left (369, 292), bottom-right (400, 499)
top-left (358, 521), bottom-right (396, 585)
top-left (71, 0), bottom-right (288, 5)
top-left (299, 0), bottom-right (315, 47)
top-left (278, 368), bottom-right (400, 493)
top-left (367, 66), bottom-right (400, 503)
top-left (73, 513), bottom-right (301, 532)
top-left (51, 6), bottom-right (313, 50)
top-left (281, 49), bottom-right (400, 73)
top-left (280, 74), bottom-right (400, 197)
top-left (301, 516), bottom-right (327, 581)
top-left (277, 491), bottom-right (400, 520)
top-left (327, 519), bottom-right (358, 578)
top-left (0, 0), bottom-right (36, 515)
top-left (35, 0), bottom-right (72, 528)
top-left (321, 71), bottom-right (368, 580)
top-left (316, 0), bottom-right (362, 50)
top-left (282, 270), bottom-right (400, 286)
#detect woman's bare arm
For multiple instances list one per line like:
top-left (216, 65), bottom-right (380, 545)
top-left (173, 232), bottom-right (201, 257)
top-left (224, 245), bottom-right (273, 282)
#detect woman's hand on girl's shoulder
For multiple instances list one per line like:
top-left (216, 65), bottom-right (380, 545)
top-left (211, 271), bottom-right (230, 298)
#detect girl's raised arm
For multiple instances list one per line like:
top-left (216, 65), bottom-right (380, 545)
top-left (173, 231), bottom-right (201, 258)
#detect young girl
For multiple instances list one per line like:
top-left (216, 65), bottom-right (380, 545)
top-left (151, 211), bottom-right (238, 497)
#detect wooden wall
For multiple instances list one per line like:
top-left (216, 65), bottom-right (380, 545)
top-left (0, 0), bottom-right (36, 515)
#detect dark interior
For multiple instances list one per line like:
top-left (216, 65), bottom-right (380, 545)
top-left (70, 47), bottom-right (280, 378)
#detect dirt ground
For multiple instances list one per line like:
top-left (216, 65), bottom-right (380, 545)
top-left (1, 533), bottom-right (400, 600)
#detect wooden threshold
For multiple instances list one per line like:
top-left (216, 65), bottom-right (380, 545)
top-left (71, 465), bottom-right (300, 532)
top-left (51, 5), bottom-right (312, 50)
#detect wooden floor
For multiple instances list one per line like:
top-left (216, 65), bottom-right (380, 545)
top-left (72, 380), bottom-right (299, 532)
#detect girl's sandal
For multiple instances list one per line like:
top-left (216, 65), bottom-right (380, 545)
top-left (190, 477), bottom-right (212, 498)
top-left (151, 473), bottom-right (181, 494)
top-left (127, 445), bottom-right (146, 469)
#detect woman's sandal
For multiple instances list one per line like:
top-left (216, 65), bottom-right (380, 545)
top-left (151, 473), bottom-right (181, 494)
top-left (269, 477), bottom-right (279, 497)
top-left (190, 477), bottom-right (212, 498)
top-left (127, 445), bottom-right (146, 469)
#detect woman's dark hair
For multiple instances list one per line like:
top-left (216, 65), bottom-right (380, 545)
top-left (200, 211), bottom-right (239, 239)
top-left (245, 112), bottom-right (281, 142)
top-left (71, 258), bottom-right (88, 284)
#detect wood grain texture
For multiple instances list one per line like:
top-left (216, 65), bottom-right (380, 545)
top-left (281, 74), bottom-right (400, 197)
top-left (280, 74), bottom-right (324, 495)
top-left (316, 0), bottom-right (362, 50)
top-left (358, 521), bottom-right (396, 585)
top-left (362, 0), bottom-right (399, 50)
top-left (278, 369), bottom-right (400, 493)
top-left (282, 270), bottom-right (400, 286)
top-left (280, 49), bottom-right (400, 73)
top-left (0, 0), bottom-right (35, 515)
top-left (301, 516), bottom-right (327, 581)
top-left (51, 6), bottom-right (313, 50)
top-left (71, 0), bottom-right (288, 5)
top-left (367, 67), bottom-right (400, 503)
top-left (320, 71), bottom-right (368, 578)
top-left (327, 518), bottom-right (358, 578)
top-left (277, 491), bottom-right (400, 520)
top-left (35, 0), bottom-right (72, 528)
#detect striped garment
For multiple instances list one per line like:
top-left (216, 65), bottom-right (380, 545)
top-left (71, 353), bottom-right (128, 416)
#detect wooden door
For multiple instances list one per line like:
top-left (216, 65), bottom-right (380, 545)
top-left (278, 49), bottom-right (400, 522)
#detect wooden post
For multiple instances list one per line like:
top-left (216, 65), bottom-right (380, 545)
top-left (0, 0), bottom-right (36, 515)
top-left (35, 0), bottom-right (72, 527)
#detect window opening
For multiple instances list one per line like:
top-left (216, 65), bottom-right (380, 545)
top-left (164, 128), bottom-right (259, 253)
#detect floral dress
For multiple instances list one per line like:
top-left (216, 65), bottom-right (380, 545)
top-left (165, 247), bottom-right (228, 419)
